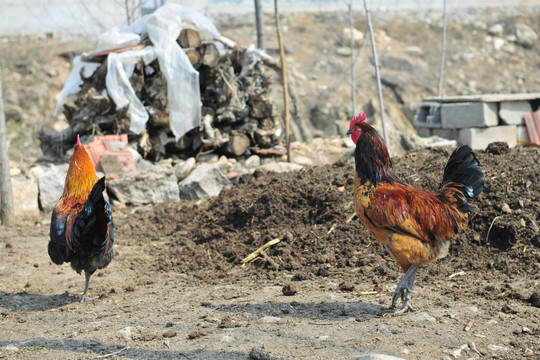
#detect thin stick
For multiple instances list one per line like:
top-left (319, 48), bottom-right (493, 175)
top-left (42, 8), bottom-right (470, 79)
top-left (486, 216), bottom-right (500, 244)
top-left (0, 71), bottom-right (15, 226)
top-left (95, 347), bottom-right (130, 359)
top-left (242, 237), bottom-right (282, 264)
top-left (347, 0), bottom-right (357, 115)
top-left (274, 0), bottom-right (291, 162)
top-left (346, 212), bottom-right (357, 223)
top-left (437, 0), bottom-right (448, 96)
top-left (363, 0), bottom-right (389, 149)
top-left (448, 271), bottom-right (465, 279)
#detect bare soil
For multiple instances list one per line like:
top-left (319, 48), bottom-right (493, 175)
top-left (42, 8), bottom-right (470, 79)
top-left (1, 145), bottom-right (539, 359)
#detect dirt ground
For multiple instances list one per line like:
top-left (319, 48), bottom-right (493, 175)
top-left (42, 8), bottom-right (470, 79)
top-left (1, 145), bottom-right (539, 359)
top-left (2, 5), bottom-right (540, 360)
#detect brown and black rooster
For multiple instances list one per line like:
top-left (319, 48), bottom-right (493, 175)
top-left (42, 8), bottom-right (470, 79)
top-left (48, 135), bottom-right (114, 302)
top-left (348, 113), bottom-right (484, 313)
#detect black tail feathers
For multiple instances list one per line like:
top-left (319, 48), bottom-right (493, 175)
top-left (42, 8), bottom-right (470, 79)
top-left (441, 145), bottom-right (484, 212)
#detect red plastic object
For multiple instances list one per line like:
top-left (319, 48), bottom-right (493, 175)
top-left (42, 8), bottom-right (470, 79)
top-left (524, 111), bottom-right (540, 146)
top-left (83, 134), bottom-right (136, 174)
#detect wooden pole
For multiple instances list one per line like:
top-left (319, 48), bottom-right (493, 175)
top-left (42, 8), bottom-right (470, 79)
top-left (254, 0), bottom-right (266, 50)
top-left (0, 71), bottom-right (15, 226)
top-left (274, 0), bottom-right (291, 162)
top-left (437, 0), bottom-right (448, 97)
top-left (347, 0), bottom-right (357, 116)
top-left (363, 0), bottom-right (389, 148)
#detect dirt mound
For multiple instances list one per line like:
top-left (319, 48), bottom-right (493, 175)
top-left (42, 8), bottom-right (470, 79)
top-left (117, 145), bottom-right (540, 301)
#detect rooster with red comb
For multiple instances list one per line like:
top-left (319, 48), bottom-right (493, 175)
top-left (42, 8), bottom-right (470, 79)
top-left (348, 113), bottom-right (483, 313)
top-left (48, 135), bottom-right (114, 302)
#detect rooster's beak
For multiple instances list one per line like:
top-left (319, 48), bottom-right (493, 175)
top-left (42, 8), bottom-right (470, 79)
top-left (346, 129), bottom-right (351, 135)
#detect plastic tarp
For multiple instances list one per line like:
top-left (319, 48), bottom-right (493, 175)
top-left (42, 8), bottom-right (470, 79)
top-left (54, 4), bottom-right (221, 140)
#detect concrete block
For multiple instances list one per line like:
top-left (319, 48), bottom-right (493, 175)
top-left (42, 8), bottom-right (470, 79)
top-left (442, 102), bottom-right (498, 129)
top-left (431, 128), bottom-right (459, 140)
top-left (416, 127), bottom-right (432, 137)
top-left (517, 125), bottom-right (530, 144)
top-left (414, 102), bottom-right (441, 128)
top-left (499, 101), bottom-right (531, 125)
top-left (458, 125), bottom-right (517, 150)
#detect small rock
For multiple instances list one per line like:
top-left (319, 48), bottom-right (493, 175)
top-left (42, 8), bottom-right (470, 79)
top-left (501, 203), bottom-right (512, 214)
top-left (174, 157), bottom-right (196, 181)
top-left (4, 104), bottom-right (23, 122)
top-left (357, 354), bottom-right (406, 360)
top-left (336, 47), bottom-right (353, 57)
top-left (522, 327), bottom-right (532, 334)
top-left (342, 27), bottom-right (364, 44)
top-left (118, 326), bottom-right (133, 340)
top-left (9, 168), bottom-right (21, 176)
top-left (178, 163), bottom-right (232, 200)
top-left (260, 162), bottom-right (303, 173)
top-left (488, 23), bottom-right (504, 37)
top-left (37, 166), bottom-right (67, 212)
top-left (197, 154), bottom-right (219, 163)
top-left (245, 155), bottom-right (261, 168)
top-left (408, 312), bottom-right (436, 322)
top-left (162, 330), bottom-right (177, 338)
top-left (339, 281), bottom-right (355, 292)
top-left (258, 316), bottom-right (282, 323)
top-left (187, 330), bottom-right (206, 339)
top-left (515, 23), bottom-right (538, 48)
top-left (404, 46), bottom-right (423, 57)
top-left (220, 335), bottom-right (235, 342)
top-left (493, 37), bottom-right (505, 50)
top-left (487, 344), bottom-right (509, 351)
top-left (3, 345), bottom-right (19, 351)
top-left (282, 284), bottom-right (297, 296)
top-left (486, 142), bottom-right (509, 155)
top-left (524, 348), bottom-right (534, 357)
top-left (318, 335), bottom-right (328, 341)
top-left (249, 347), bottom-right (273, 360)
top-left (528, 292), bottom-right (540, 308)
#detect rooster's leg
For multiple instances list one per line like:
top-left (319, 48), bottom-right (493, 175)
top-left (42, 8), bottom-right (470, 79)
top-left (383, 263), bottom-right (419, 314)
top-left (80, 271), bottom-right (97, 302)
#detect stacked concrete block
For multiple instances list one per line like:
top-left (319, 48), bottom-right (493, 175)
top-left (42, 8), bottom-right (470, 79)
top-left (441, 102), bottom-right (498, 128)
top-left (458, 125), bottom-right (518, 150)
top-left (414, 95), bottom-right (538, 150)
top-left (499, 101), bottom-right (532, 125)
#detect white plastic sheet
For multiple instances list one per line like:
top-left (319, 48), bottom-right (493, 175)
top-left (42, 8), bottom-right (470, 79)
top-left (53, 56), bottom-right (99, 116)
top-left (105, 47), bottom-right (157, 134)
top-left (55, 3), bottom-right (222, 140)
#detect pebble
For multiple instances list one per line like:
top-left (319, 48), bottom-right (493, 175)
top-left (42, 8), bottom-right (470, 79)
top-left (244, 155), bottom-right (261, 168)
top-left (408, 312), bottom-right (436, 322)
top-left (487, 344), bottom-right (509, 351)
top-left (220, 335), bottom-right (235, 342)
top-left (174, 157), bottom-right (195, 181)
top-left (356, 354), bottom-right (405, 360)
top-left (3, 345), bottom-right (19, 351)
top-left (258, 316), bottom-right (282, 323)
top-left (501, 203), bottom-right (512, 214)
top-left (318, 335), bottom-right (328, 341)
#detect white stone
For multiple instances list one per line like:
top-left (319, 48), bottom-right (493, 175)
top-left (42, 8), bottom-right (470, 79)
top-left (244, 155), bottom-right (261, 168)
top-left (108, 163), bottom-right (180, 204)
top-left (493, 37), bottom-right (505, 50)
top-left (178, 163), bottom-right (232, 200)
top-left (174, 157), bottom-right (196, 181)
top-left (458, 125), bottom-right (518, 150)
top-left (357, 355), bottom-right (406, 360)
top-left (487, 344), bottom-right (510, 351)
top-left (37, 166), bottom-right (67, 212)
top-left (488, 23), bottom-right (504, 37)
top-left (11, 177), bottom-right (39, 218)
top-left (499, 101), bottom-right (532, 125)
top-left (517, 125), bottom-right (530, 144)
top-left (258, 316), bottom-right (282, 323)
top-left (342, 27), bottom-right (364, 44)
top-left (260, 162), bottom-right (303, 173)
top-left (515, 23), bottom-right (538, 48)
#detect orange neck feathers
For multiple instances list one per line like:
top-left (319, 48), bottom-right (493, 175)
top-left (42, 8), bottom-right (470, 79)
top-left (62, 136), bottom-right (98, 202)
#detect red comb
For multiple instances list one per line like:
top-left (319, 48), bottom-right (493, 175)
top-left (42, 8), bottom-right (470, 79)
top-left (77, 134), bottom-right (81, 146)
top-left (353, 113), bottom-right (367, 122)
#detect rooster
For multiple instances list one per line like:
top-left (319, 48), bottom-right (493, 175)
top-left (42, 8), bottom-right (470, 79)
top-left (348, 113), bottom-right (483, 314)
top-left (48, 135), bottom-right (114, 302)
